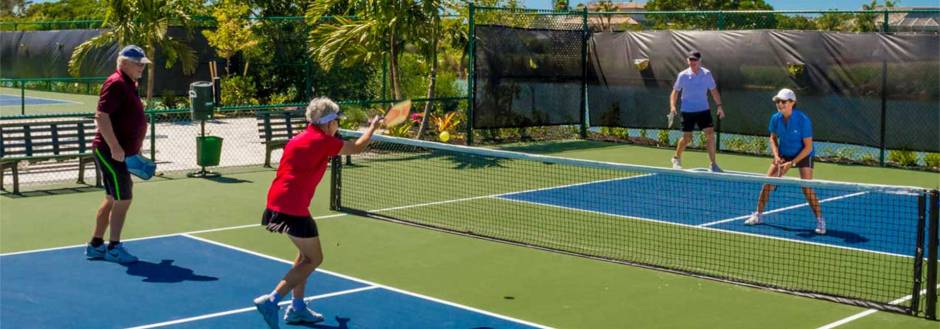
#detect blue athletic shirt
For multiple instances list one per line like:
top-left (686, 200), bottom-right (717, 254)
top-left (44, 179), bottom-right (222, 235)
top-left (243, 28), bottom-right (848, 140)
top-left (769, 109), bottom-right (814, 158)
top-left (673, 67), bottom-right (716, 113)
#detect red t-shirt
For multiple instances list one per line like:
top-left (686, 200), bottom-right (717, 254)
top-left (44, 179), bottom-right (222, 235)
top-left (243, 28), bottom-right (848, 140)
top-left (266, 125), bottom-right (344, 216)
top-left (92, 70), bottom-right (147, 155)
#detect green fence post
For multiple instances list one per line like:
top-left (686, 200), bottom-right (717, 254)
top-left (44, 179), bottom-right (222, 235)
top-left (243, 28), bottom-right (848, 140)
top-left (466, 3), bottom-right (476, 145)
top-left (717, 11), bottom-right (724, 31)
top-left (715, 11), bottom-right (724, 152)
top-left (580, 7), bottom-right (588, 139)
top-left (149, 113), bottom-right (156, 161)
top-left (880, 42), bottom-right (888, 166)
top-left (20, 80), bottom-right (25, 115)
top-left (304, 21), bottom-right (313, 100)
top-left (882, 10), bottom-right (889, 32)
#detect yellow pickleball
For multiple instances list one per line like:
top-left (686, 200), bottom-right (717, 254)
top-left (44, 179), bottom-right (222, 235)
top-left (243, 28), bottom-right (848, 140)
top-left (439, 131), bottom-right (450, 142)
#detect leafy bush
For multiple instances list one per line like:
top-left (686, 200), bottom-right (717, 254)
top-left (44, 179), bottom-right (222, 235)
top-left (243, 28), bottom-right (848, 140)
top-left (657, 130), bottom-right (670, 146)
top-left (267, 86), bottom-right (298, 104)
top-left (888, 149), bottom-right (919, 167)
top-left (431, 111), bottom-right (462, 134)
top-left (339, 105), bottom-right (368, 130)
top-left (221, 76), bottom-right (259, 105)
top-left (924, 153), bottom-right (940, 169)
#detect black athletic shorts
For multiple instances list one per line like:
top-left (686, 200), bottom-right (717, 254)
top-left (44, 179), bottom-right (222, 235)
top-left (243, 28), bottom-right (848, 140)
top-left (93, 146), bottom-right (133, 200)
top-left (261, 209), bottom-right (319, 238)
top-left (782, 155), bottom-right (814, 168)
top-left (680, 110), bottom-right (714, 132)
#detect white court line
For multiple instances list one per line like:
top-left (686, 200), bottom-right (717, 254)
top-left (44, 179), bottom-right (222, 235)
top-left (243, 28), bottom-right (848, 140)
top-left (0, 213), bottom-right (348, 257)
top-left (2, 174), bottom-right (649, 257)
top-left (370, 174), bottom-right (654, 214)
top-left (497, 195), bottom-right (913, 259)
top-left (182, 234), bottom-right (553, 329)
top-left (0, 94), bottom-right (83, 105)
top-left (126, 285), bottom-right (380, 329)
top-left (815, 284), bottom-right (939, 329)
top-left (698, 191), bottom-right (869, 227)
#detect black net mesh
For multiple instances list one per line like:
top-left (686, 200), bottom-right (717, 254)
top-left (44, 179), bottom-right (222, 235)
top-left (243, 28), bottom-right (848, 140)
top-left (334, 131), bottom-right (932, 314)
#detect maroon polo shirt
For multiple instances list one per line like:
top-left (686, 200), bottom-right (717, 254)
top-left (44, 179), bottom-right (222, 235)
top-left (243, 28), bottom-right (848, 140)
top-left (266, 125), bottom-right (344, 217)
top-left (92, 69), bottom-right (147, 155)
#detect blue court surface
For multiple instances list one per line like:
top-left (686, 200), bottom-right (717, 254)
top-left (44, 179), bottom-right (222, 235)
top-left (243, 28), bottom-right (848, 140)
top-left (0, 94), bottom-right (76, 106)
top-left (1, 235), bottom-right (545, 329)
top-left (499, 173), bottom-right (925, 257)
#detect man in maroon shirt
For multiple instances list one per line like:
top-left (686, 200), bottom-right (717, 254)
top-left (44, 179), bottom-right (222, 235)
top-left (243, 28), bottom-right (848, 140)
top-left (253, 98), bottom-right (381, 328)
top-left (84, 45), bottom-right (150, 264)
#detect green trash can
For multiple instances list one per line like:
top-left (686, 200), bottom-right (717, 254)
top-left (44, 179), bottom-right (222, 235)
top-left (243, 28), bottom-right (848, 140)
top-left (196, 136), bottom-right (223, 167)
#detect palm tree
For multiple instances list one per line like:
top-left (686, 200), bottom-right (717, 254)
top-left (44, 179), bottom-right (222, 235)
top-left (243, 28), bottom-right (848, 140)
top-left (307, 0), bottom-right (428, 100)
top-left (414, 0), bottom-right (444, 138)
top-left (68, 0), bottom-right (198, 101)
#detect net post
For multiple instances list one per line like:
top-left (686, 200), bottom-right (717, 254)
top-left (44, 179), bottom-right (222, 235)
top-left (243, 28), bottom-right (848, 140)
top-left (329, 155), bottom-right (342, 211)
top-left (579, 7), bottom-right (588, 139)
top-left (926, 189), bottom-right (939, 320)
top-left (912, 191), bottom-right (928, 315)
top-left (466, 3), bottom-right (476, 145)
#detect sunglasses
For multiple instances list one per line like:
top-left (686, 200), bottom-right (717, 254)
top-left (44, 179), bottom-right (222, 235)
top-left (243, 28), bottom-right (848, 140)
top-left (687, 57), bottom-right (700, 62)
top-left (774, 100), bottom-right (792, 104)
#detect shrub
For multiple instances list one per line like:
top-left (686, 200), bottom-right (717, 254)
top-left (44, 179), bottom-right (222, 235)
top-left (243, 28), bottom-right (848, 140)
top-left (888, 149), bottom-right (919, 167)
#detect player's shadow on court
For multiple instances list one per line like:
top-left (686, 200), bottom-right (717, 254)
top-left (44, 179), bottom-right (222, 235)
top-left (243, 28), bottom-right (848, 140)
top-left (763, 223), bottom-right (869, 244)
top-left (292, 316), bottom-right (350, 328)
top-left (121, 259), bottom-right (219, 283)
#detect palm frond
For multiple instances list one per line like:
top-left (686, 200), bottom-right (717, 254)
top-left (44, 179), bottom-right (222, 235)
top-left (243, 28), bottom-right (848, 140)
top-left (68, 31), bottom-right (117, 77)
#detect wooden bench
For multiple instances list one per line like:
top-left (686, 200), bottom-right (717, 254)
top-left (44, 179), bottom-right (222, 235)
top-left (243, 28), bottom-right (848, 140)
top-left (0, 118), bottom-right (100, 194)
top-left (256, 110), bottom-right (307, 167)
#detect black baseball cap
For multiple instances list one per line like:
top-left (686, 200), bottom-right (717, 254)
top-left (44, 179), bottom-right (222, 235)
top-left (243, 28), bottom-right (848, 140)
top-left (687, 51), bottom-right (701, 60)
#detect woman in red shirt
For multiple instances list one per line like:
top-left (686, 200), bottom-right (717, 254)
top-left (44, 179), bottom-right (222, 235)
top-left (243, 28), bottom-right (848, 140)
top-left (254, 97), bottom-right (380, 328)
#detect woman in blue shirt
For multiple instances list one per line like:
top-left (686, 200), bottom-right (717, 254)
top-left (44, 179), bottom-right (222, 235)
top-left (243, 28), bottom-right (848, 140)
top-left (745, 88), bottom-right (825, 234)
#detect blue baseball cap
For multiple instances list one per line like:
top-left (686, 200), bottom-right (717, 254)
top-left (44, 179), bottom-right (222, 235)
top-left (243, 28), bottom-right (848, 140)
top-left (119, 45), bottom-right (152, 64)
top-left (315, 111), bottom-right (345, 125)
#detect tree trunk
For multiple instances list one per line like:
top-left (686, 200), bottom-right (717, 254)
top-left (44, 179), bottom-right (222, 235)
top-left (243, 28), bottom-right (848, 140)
top-left (145, 43), bottom-right (155, 103)
top-left (416, 21), bottom-right (439, 139)
top-left (388, 32), bottom-right (401, 100)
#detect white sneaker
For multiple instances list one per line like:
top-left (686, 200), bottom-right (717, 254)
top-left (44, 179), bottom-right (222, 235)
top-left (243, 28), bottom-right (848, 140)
top-left (815, 218), bottom-right (826, 235)
top-left (744, 212), bottom-right (762, 225)
top-left (284, 306), bottom-right (324, 324)
top-left (671, 157), bottom-right (682, 169)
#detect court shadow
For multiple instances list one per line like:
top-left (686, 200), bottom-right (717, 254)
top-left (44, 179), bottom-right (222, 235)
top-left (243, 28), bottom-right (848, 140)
top-left (499, 140), bottom-right (622, 154)
top-left (763, 223), bottom-right (869, 244)
top-left (1, 185), bottom-right (101, 198)
top-left (121, 259), bottom-right (219, 283)
top-left (205, 176), bottom-right (252, 184)
top-left (290, 316), bottom-right (351, 328)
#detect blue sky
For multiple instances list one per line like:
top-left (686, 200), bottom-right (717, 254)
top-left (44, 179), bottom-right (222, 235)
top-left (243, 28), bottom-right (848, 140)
top-left (523, 0), bottom-right (940, 10)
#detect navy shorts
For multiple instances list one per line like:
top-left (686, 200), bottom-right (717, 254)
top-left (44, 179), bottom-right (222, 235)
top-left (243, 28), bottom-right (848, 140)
top-left (680, 110), bottom-right (714, 132)
top-left (783, 155), bottom-right (814, 168)
top-left (93, 147), bottom-right (133, 200)
top-left (261, 209), bottom-right (319, 238)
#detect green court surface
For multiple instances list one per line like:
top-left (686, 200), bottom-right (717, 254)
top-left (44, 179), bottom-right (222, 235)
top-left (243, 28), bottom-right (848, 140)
top-left (0, 87), bottom-right (99, 116)
top-left (1, 143), bottom-right (937, 328)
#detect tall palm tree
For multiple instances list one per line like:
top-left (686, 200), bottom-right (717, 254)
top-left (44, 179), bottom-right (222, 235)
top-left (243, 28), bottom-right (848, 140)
top-left (414, 0), bottom-right (444, 138)
top-left (68, 0), bottom-right (198, 101)
top-left (307, 0), bottom-right (427, 101)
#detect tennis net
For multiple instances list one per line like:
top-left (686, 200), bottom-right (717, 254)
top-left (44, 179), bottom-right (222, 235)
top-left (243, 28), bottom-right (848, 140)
top-left (331, 130), bottom-right (939, 316)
